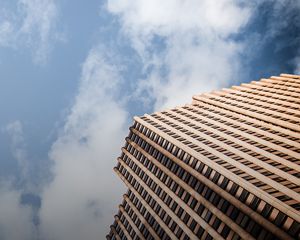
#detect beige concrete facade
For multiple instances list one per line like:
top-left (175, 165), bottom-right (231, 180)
top-left (107, 73), bottom-right (300, 240)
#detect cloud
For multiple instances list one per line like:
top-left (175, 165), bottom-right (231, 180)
top-left (39, 46), bottom-right (127, 240)
top-left (268, 0), bottom-right (300, 74)
top-left (262, 0), bottom-right (300, 39)
top-left (242, 0), bottom-right (300, 77)
top-left (1, 1), bottom-right (299, 240)
top-left (106, 0), bottom-right (255, 110)
top-left (0, 20), bottom-right (14, 46)
top-left (3, 120), bottom-right (42, 191)
top-left (107, 0), bottom-right (300, 110)
top-left (0, 122), bottom-right (39, 240)
top-left (0, 0), bottom-right (62, 64)
top-left (0, 182), bottom-right (37, 240)
top-left (3, 120), bottom-right (29, 181)
top-left (107, 0), bottom-right (251, 41)
top-left (36, 2), bottom-right (300, 239)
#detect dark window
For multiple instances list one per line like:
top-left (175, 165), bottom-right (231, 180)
top-left (220, 225), bottom-right (230, 238)
top-left (288, 221), bottom-right (300, 237)
top-left (274, 212), bottom-right (287, 227)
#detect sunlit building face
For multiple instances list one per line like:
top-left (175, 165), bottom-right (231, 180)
top-left (107, 74), bottom-right (300, 240)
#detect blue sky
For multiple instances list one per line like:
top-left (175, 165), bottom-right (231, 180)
top-left (0, 0), bottom-right (299, 239)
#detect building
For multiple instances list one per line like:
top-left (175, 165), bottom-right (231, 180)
top-left (106, 73), bottom-right (300, 240)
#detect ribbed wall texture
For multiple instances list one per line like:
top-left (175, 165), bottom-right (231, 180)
top-left (107, 73), bottom-right (300, 240)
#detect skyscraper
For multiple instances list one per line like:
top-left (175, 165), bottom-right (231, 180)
top-left (107, 73), bottom-right (300, 240)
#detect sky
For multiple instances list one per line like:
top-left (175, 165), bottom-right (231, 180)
top-left (0, 0), bottom-right (299, 239)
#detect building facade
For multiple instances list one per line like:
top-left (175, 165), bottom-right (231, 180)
top-left (106, 74), bottom-right (300, 240)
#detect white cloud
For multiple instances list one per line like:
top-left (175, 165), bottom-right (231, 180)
top-left (39, 46), bottom-right (127, 240)
top-left (0, 0), bottom-right (61, 64)
top-left (4, 120), bottom-right (28, 181)
top-left (106, 0), bottom-right (255, 110)
top-left (0, 21), bottom-right (14, 46)
top-left (0, 121), bottom-right (39, 240)
top-left (108, 0), bottom-right (251, 38)
top-left (0, 183), bottom-right (36, 240)
top-left (1, 1), bottom-right (298, 240)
